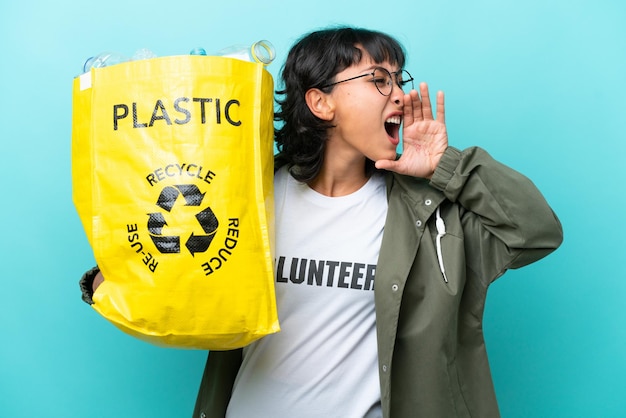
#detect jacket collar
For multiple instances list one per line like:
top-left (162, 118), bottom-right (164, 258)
top-left (384, 171), bottom-right (446, 221)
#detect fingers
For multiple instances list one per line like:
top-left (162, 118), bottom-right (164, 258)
top-left (436, 90), bottom-right (445, 124)
top-left (93, 271), bottom-right (104, 292)
top-left (403, 89), bottom-right (419, 126)
top-left (404, 83), bottom-right (446, 125)
top-left (374, 159), bottom-right (395, 171)
top-left (419, 82), bottom-right (433, 120)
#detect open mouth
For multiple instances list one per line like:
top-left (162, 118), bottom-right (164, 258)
top-left (385, 116), bottom-right (402, 144)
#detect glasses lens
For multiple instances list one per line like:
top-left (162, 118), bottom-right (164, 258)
top-left (398, 70), bottom-right (414, 93)
top-left (373, 67), bottom-right (393, 96)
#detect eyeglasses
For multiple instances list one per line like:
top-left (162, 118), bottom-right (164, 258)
top-left (320, 67), bottom-right (414, 96)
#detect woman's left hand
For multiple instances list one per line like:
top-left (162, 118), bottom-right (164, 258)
top-left (375, 82), bottom-right (448, 178)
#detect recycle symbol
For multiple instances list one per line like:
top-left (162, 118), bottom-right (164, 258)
top-left (147, 184), bottom-right (219, 256)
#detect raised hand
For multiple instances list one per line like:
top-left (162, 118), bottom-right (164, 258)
top-left (376, 82), bottom-right (448, 178)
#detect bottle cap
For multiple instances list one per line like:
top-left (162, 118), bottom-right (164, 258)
top-left (251, 40), bottom-right (276, 65)
top-left (190, 47), bottom-right (207, 56)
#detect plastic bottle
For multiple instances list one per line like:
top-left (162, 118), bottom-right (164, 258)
top-left (214, 40), bottom-right (276, 65)
top-left (131, 48), bottom-right (157, 61)
top-left (82, 52), bottom-right (129, 73)
top-left (82, 48), bottom-right (157, 73)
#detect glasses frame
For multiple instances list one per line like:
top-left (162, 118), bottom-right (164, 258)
top-left (320, 67), bottom-right (414, 96)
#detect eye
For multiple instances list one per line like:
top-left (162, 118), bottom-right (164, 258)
top-left (372, 76), bottom-right (390, 87)
top-left (371, 69), bottom-right (391, 86)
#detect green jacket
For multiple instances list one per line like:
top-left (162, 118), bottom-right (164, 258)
top-left (192, 146), bottom-right (563, 418)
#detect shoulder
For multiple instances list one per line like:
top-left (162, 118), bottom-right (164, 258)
top-left (274, 164), bottom-right (290, 185)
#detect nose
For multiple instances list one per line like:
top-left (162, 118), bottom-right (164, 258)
top-left (389, 81), bottom-right (404, 105)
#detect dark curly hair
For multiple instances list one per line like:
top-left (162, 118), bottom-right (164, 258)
top-left (274, 26), bottom-right (406, 182)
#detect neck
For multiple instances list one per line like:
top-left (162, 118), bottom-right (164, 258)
top-left (308, 155), bottom-right (369, 197)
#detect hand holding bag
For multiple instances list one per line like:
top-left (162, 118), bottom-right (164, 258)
top-left (72, 55), bottom-right (279, 350)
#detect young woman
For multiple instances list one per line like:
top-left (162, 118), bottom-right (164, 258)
top-left (81, 26), bottom-right (563, 418)
top-left (192, 27), bottom-right (562, 418)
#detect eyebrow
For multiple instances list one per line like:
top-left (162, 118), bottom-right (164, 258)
top-left (364, 65), bottom-right (402, 73)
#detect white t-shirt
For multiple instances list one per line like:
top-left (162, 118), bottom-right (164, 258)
top-left (226, 166), bottom-right (387, 418)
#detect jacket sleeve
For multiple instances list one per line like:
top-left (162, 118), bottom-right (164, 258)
top-left (79, 266), bottom-right (100, 305)
top-left (430, 146), bottom-right (563, 283)
top-left (192, 349), bottom-right (243, 418)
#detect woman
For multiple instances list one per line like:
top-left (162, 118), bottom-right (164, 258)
top-left (82, 26), bottom-right (563, 418)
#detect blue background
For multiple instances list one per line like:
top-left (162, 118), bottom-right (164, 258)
top-left (1, 0), bottom-right (624, 416)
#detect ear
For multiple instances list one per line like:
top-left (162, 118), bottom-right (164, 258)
top-left (305, 88), bottom-right (335, 121)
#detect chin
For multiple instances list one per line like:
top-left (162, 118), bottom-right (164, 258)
top-left (377, 149), bottom-right (398, 161)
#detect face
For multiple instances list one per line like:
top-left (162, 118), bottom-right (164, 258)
top-left (323, 54), bottom-right (405, 165)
